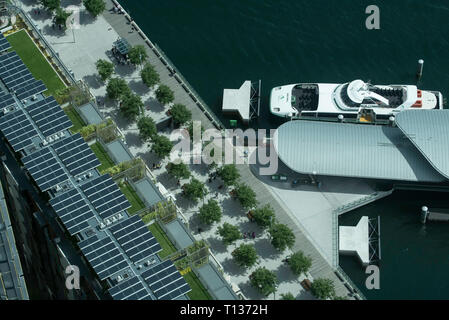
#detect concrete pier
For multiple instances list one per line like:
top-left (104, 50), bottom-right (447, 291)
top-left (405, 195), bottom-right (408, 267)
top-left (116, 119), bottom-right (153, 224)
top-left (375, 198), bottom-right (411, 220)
top-left (339, 216), bottom-right (370, 266)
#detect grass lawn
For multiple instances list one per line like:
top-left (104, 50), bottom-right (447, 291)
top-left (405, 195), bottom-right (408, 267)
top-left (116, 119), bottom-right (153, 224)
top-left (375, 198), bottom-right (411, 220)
top-left (120, 182), bottom-right (145, 215)
top-left (183, 272), bottom-right (213, 300)
top-left (6, 29), bottom-right (65, 96)
top-left (90, 142), bottom-right (115, 172)
top-left (64, 105), bottom-right (86, 133)
top-left (148, 222), bottom-right (177, 259)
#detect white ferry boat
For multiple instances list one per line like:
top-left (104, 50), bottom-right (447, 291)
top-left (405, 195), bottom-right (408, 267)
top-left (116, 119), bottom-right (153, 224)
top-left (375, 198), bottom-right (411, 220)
top-left (270, 79), bottom-right (443, 121)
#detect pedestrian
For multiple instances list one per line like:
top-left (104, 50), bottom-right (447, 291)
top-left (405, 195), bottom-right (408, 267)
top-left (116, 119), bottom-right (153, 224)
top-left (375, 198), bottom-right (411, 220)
top-left (152, 163), bottom-right (155, 169)
top-left (177, 180), bottom-right (181, 186)
top-left (243, 232), bottom-right (247, 239)
top-left (252, 232), bottom-right (255, 239)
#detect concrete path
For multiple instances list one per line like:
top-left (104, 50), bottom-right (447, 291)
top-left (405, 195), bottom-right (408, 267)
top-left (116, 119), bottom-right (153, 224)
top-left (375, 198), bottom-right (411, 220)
top-left (15, 0), bottom-right (361, 299)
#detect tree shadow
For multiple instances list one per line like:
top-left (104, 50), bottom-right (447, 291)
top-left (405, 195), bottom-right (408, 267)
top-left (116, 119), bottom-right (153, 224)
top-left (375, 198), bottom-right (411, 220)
top-left (79, 9), bottom-right (96, 26)
top-left (253, 238), bottom-right (281, 260)
top-left (275, 263), bottom-right (299, 285)
top-left (82, 74), bottom-right (102, 90)
top-left (205, 236), bottom-right (228, 254)
top-left (220, 258), bottom-right (248, 277)
top-left (238, 280), bottom-right (265, 300)
top-left (114, 63), bottom-right (135, 77)
top-left (124, 130), bottom-right (142, 148)
top-left (144, 96), bottom-right (165, 113)
top-left (128, 79), bottom-right (149, 96)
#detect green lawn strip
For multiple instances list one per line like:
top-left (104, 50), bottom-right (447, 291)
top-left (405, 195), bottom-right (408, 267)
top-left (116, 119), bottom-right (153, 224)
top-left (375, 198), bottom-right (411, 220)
top-left (183, 271), bottom-right (213, 300)
top-left (64, 105), bottom-right (86, 133)
top-left (119, 183), bottom-right (145, 215)
top-left (6, 29), bottom-right (65, 97)
top-left (90, 142), bottom-right (115, 172)
top-left (148, 222), bottom-right (177, 259)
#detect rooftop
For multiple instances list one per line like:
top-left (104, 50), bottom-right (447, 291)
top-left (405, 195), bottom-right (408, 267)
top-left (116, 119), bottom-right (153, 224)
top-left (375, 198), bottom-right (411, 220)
top-left (273, 117), bottom-right (446, 182)
top-left (0, 45), bottom-right (190, 300)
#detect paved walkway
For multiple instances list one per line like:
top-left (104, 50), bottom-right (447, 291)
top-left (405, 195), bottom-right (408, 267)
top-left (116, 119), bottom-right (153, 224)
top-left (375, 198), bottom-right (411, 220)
top-left (16, 0), bottom-right (359, 299)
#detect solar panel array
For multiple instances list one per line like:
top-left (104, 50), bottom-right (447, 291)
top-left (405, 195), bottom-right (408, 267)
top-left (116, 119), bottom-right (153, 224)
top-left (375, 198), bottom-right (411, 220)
top-left (22, 147), bottom-right (69, 191)
top-left (0, 51), bottom-right (46, 100)
top-left (53, 133), bottom-right (100, 176)
top-left (109, 215), bottom-right (162, 263)
top-left (108, 276), bottom-right (152, 300)
top-left (49, 188), bottom-right (96, 236)
top-left (25, 96), bottom-right (72, 137)
top-left (0, 91), bottom-right (15, 109)
top-left (80, 175), bottom-right (131, 219)
top-left (79, 234), bottom-right (129, 280)
top-left (0, 108), bottom-right (39, 151)
top-left (0, 33), bottom-right (11, 52)
top-left (141, 260), bottom-right (190, 300)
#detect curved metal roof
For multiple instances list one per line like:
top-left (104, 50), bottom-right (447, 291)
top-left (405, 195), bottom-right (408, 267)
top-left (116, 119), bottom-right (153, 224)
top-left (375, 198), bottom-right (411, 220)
top-left (273, 120), bottom-right (445, 182)
top-left (395, 110), bottom-right (449, 180)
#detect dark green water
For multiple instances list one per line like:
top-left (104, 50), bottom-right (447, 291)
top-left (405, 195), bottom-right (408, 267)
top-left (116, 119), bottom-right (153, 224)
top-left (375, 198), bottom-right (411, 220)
top-left (118, 0), bottom-right (449, 299)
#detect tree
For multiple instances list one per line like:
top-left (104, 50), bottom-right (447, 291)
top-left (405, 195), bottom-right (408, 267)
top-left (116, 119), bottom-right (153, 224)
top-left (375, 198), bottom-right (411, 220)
top-left (141, 63), bottom-right (160, 88)
top-left (217, 164), bottom-right (240, 186)
top-left (311, 278), bottom-right (336, 300)
top-left (106, 78), bottom-right (130, 100)
top-left (95, 59), bottom-right (114, 82)
top-left (249, 267), bottom-right (277, 297)
top-left (170, 104), bottom-right (191, 126)
top-left (166, 162), bottom-right (190, 180)
top-left (137, 116), bottom-right (157, 141)
top-left (232, 244), bottom-right (258, 268)
top-left (40, 0), bottom-right (60, 12)
top-left (187, 121), bottom-right (205, 142)
top-left (53, 7), bottom-right (71, 28)
top-left (269, 223), bottom-right (295, 252)
top-left (151, 135), bottom-right (173, 159)
top-left (128, 45), bottom-right (148, 67)
top-left (217, 223), bottom-right (241, 246)
top-left (252, 204), bottom-right (275, 229)
top-left (234, 183), bottom-right (257, 209)
top-left (156, 84), bottom-right (174, 105)
top-left (84, 0), bottom-right (106, 18)
top-left (199, 199), bottom-right (222, 225)
top-left (288, 251), bottom-right (312, 276)
top-left (280, 292), bottom-right (295, 300)
top-left (183, 178), bottom-right (206, 202)
top-left (120, 93), bottom-right (143, 121)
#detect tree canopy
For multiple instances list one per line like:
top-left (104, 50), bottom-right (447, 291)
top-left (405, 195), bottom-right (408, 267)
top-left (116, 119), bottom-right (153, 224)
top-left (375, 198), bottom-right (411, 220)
top-left (106, 78), bottom-right (130, 100)
top-left (217, 164), bottom-right (240, 186)
top-left (269, 223), bottom-right (295, 252)
top-left (252, 204), bottom-right (275, 229)
top-left (216, 222), bottom-right (241, 246)
top-left (288, 251), bottom-right (312, 276)
top-left (96, 59), bottom-right (114, 82)
top-left (232, 244), bottom-right (258, 268)
top-left (199, 199), bottom-right (222, 225)
top-left (128, 45), bottom-right (148, 66)
top-left (40, 0), bottom-right (60, 12)
top-left (311, 278), bottom-right (336, 300)
top-left (53, 7), bottom-right (71, 27)
top-left (280, 292), bottom-right (295, 300)
top-left (137, 116), bottom-right (157, 141)
top-left (141, 63), bottom-right (160, 88)
top-left (170, 104), bottom-right (191, 126)
top-left (183, 178), bottom-right (206, 202)
top-left (84, 0), bottom-right (106, 18)
top-left (151, 135), bottom-right (173, 159)
top-left (120, 93), bottom-right (143, 121)
top-left (234, 183), bottom-right (257, 209)
top-left (156, 84), bottom-right (175, 105)
top-left (166, 162), bottom-right (191, 180)
top-left (249, 267), bottom-right (277, 297)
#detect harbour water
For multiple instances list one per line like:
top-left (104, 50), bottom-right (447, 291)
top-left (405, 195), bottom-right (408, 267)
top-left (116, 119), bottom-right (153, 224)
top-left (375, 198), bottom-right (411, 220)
top-left (118, 0), bottom-right (449, 299)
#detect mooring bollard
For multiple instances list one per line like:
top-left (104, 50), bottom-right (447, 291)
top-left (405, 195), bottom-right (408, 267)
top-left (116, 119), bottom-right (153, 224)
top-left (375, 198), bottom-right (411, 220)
top-left (417, 59), bottom-right (424, 79)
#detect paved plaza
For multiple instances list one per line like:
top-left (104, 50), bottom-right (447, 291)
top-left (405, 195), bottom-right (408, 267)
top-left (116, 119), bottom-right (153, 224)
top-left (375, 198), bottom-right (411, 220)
top-left (14, 0), bottom-right (373, 299)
